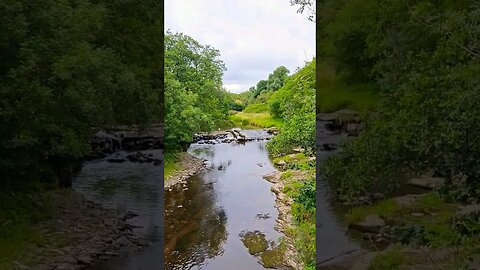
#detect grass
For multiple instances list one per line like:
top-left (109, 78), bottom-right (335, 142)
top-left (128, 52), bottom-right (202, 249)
top-left (228, 112), bottom-right (283, 129)
top-left (346, 199), bottom-right (401, 224)
top-left (273, 153), bottom-right (315, 171)
top-left (317, 63), bottom-right (379, 113)
top-left (273, 152), bottom-right (316, 269)
top-left (368, 245), bottom-right (406, 270)
top-left (345, 192), bottom-right (455, 225)
top-left (243, 102), bottom-right (269, 113)
top-left (0, 191), bottom-right (54, 269)
top-left (164, 151), bottom-right (182, 180)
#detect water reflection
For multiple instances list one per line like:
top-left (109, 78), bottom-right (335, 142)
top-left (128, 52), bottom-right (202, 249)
top-left (164, 174), bottom-right (228, 269)
top-left (165, 130), bottom-right (282, 270)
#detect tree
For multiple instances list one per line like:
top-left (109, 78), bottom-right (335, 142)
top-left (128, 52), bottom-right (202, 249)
top-left (164, 31), bottom-right (229, 150)
top-left (267, 66), bottom-right (290, 92)
top-left (0, 0), bottom-right (162, 188)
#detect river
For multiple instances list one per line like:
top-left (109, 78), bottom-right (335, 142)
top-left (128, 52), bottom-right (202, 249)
top-left (316, 119), bottom-right (360, 264)
top-left (73, 129), bottom-right (286, 270)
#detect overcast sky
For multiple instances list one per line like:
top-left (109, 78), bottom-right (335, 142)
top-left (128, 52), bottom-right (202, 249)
top-left (165, 0), bottom-right (315, 93)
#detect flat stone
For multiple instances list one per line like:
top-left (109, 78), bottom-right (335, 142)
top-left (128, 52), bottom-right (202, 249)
top-left (392, 194), bottom-right (422, 207)
top-left (263, 171), bottom-right (281, 184)
top-left (275, 160), bottom-right (286, 166)
top-left (456, 204), bottom-right (480, 218)
top-left (76, 255), bottom-right (93, 265)
top-left (407, 176), bottom-right (445, 190)
top-left (349, 214), bottom-right (385, 233)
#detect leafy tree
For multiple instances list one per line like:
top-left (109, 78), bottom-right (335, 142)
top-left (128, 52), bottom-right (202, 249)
top-left (267, 60), bottom-right (315, 155)
top-left (164, 31), bottom-right (229, 149)
top-left (0, 0), bottom-right (162, 188)
top-left (321, 0), bottom-right (480, 201)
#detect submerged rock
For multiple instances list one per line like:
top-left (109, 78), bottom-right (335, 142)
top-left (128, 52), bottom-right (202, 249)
top-left (349, 214), bottom-right (386, 233)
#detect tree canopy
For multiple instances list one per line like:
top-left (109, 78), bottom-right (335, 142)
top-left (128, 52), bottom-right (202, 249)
top-left (320, 0), bottom-right (480, 200)
top-left (164, 31), bottom-right (230, 150)
top-left (0, 0), bottom-right (162, 188)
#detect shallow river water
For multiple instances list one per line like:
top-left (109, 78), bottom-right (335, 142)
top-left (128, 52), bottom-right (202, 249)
top-left (74, 130), bottom-right (284, 270)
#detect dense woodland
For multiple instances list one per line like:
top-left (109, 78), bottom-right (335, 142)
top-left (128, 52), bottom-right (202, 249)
top-left (164, 31), bottom-right (229, 150)
top-left (316, 0), bottom-right (480, 202)
top-left (315, 0), bottom-right (480, 268)
top-left (0, 2), bottom-right (163, 266)
top-left (0, 0), bottom-right (163, 190)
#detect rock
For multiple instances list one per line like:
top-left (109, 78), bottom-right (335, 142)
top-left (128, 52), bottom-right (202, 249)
top-left (349, 215), bottom-right (385, 233)
top-left (411, 212), bottom-right (425, 217)
top-left (263, 172), bottom-right (281, 183)
top-left (456, 203), bottom-right (480, 218)
top-left (392, 194), bottom-right (423, 207)
top-left (275, 160), bottom-right (286, 166)
top-left (407, 176), bottom-right (445, 190)
top-left (107, 157), bottom-right (126, 163)
top-left (76, 255), bottom-right (93, 265)
top-left (292, 147), bottom-right (305, 153)
top-left (54, 263), bottom-right (76, 270)
top-left (12, 261), bottom-right (29, 270)
top-left (124, 211), bottom-right (139, 220)
top-left (320, 143), bottom-right (338, 151)
top-left (317, 250), bottom-right (376, 270)
top-left (256, 213), bottom-right (271, 219)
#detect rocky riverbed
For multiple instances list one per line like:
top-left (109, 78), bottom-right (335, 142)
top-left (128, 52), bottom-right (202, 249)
top-left (11, 191), bottom-right (144, 270)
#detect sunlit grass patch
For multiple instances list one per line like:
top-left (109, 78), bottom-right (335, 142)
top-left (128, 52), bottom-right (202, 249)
top-left (228, 112), bottom-right (283, 129)
top-left (164, 151), bottom-right (182, 180)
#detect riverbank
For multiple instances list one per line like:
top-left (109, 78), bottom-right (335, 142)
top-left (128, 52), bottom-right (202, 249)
top-left (264, 152), bottom-right (316, 270)
top-left (319, 175), bottom-right (480, 270)
top-left (165, 152), bottom-right (207, 188)
top-left (1, 190), bottom-right (141, 270)
top-left (316, 112), bottom-right (480, 269)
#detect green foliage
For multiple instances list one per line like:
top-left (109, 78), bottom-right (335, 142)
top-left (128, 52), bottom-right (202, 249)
top-left (0, 191), bottom-right (54, 268)
top-left (250, 66), bottom-right (290, 98)
top-left (243, 102), bottom-right (269, 113)
top-left (228, 112), bottom-right (283, 129)
top-left (368, 246), bottom-right (405, 270)
top-left (290, 177), bottom-right (316, 269)
top-left (164, 151), bottom-right (181, 179)
top-left (321, 0), bottom-right (480, 199)
top-left (267, 60), bottom-right (316, 155)
top-left (164, 32), bottom-right (230, 149)
top-left (0, 0), bottom-right (162, 187)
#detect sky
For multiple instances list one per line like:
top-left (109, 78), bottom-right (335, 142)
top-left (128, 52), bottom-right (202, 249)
top-left (165, 0), bottom-right (315, 93)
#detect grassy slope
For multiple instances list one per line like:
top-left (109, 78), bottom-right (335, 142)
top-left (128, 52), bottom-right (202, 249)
top-left (229, 112), bottom-right (283, 129)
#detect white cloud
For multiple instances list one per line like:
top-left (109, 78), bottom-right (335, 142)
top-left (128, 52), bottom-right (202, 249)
top-left (165, 0), bottom-right (315, 93)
